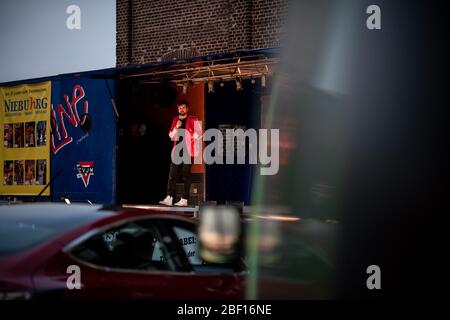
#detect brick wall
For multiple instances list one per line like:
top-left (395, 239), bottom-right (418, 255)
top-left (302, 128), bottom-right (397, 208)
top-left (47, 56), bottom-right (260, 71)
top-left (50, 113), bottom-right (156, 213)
top-left (116, 0), bottom-right (288, 66)
top-left (252, 0), bottom-right (288, 50)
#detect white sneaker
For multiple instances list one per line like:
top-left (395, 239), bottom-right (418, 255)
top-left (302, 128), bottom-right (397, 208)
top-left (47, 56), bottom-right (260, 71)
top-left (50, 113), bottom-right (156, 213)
top-left (174, 198), bottom-right (188, 207)
top-left (159, 195), bottom-right (173, 206)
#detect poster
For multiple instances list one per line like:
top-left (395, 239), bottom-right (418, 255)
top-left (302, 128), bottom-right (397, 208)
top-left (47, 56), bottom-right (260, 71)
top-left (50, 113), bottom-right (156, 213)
top-left (0, 81), bottom-right (51, 196)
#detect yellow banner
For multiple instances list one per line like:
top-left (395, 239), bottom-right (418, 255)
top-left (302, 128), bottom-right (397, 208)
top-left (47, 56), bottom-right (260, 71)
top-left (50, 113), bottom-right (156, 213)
top-left (0, 81), bottom-right (51, 196)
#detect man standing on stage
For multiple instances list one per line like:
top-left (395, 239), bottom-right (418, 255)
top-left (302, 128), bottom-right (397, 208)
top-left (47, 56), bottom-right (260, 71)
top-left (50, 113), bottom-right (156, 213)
top-left (159, 100), bottom-right (201, 206)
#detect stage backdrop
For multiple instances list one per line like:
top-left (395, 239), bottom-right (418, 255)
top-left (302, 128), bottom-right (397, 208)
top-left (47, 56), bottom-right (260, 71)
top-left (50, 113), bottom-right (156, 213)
top-left (50, 76), bottom-right (116, 204)
top-left (0, 81), bottom-right (51, 196)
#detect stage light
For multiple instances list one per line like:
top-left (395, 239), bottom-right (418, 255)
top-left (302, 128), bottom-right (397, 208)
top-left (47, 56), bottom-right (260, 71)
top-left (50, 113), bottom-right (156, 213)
top-left (261, 75), bottom-right (266, 88)
top-left (208, 80), bottom-right (215, 93)
top-left (183, 82), bottom-right (188, 94)
top-left (235, 78), bottom-right (243, 91)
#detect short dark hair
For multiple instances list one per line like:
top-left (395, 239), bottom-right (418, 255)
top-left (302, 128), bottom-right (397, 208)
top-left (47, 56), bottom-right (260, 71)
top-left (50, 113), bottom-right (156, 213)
top-left (177, 100), bottom-right (189, 108)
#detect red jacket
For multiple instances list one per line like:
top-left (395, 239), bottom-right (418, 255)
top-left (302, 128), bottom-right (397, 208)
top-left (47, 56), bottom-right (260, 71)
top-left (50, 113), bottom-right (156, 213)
top-left (168, 115), bottom-right (202, 157)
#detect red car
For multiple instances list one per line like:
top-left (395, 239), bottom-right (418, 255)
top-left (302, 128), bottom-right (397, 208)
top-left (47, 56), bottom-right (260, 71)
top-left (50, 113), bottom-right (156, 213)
top-left (0, 203), bottom-right (245, 300)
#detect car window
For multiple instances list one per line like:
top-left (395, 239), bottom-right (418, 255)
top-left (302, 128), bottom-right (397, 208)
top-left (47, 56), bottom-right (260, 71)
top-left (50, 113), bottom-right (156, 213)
top-left (172, 225), bottom-right (203, 265)
top-left (165, 221), bottom-right (245, 274)
top-left (71, 221), bottom-right (172, 271)
top-left (149, 225), bottom-right (197, 265)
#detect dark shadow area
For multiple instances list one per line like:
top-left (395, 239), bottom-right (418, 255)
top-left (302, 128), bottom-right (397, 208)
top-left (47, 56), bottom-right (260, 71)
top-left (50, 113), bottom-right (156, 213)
top-left (117, 79), bottom-right (177, 204)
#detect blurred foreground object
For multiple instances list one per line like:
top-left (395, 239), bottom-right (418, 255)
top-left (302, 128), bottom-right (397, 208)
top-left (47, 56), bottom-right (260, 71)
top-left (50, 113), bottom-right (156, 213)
top-left (198, 205), bottom-right (242, 264)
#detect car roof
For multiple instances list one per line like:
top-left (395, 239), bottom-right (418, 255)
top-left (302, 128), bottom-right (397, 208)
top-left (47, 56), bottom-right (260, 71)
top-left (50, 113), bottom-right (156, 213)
top-left (0, 203), bottom-right (196, 257)
top-left (0, 203), bottom-right (194, 227)
top-left (0, 203), bottom-right (115, 227)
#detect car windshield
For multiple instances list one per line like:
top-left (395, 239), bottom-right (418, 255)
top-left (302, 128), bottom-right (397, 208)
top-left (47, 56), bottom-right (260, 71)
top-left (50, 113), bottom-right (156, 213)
top-left (0, 204), bottom-right (112, 256)
top-left (0, 222), bottom-right (57, 256)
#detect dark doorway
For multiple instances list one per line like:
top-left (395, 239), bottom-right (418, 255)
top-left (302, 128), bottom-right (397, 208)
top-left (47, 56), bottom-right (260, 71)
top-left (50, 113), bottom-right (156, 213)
top-left (117, 79), bottom-right (177, 204)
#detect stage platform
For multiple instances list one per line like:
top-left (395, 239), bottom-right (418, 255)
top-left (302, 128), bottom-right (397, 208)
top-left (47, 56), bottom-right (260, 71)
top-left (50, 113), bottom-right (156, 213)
top-left (122, 204), bottom-right (199, 213)
top-left (121, 204), bottom-right (294, 220)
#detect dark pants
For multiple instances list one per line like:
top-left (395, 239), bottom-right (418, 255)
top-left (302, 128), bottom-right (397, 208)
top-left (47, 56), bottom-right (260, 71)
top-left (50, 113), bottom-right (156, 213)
top-left (167, 158), bottom-right (192, 199)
